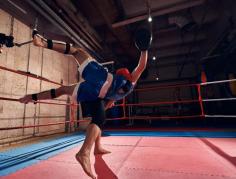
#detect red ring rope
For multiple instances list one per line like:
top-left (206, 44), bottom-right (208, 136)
top-left (108, 83), bottom-right (204, 121)
top-left (0, 96), bottom-right (79, 106)
top-left (0, 65), bottom-right (63, 86)
top-left (0, 119), bottom-right (89, 130)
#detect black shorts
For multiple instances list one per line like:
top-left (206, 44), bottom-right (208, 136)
top-left (81, 99), bottom-right (106, 129)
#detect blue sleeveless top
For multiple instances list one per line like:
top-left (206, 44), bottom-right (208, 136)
top-left (105, 74), bottom-right (134, 101)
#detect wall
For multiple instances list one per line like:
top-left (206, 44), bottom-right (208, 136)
top-left (0, 9), bottom-right (78, 144)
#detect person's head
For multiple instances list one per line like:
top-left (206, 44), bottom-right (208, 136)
top-left (116, 68), bottom-right (132, 81)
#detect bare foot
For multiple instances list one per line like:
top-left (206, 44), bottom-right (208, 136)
top-left (94, 147), bottom-right (111, 155)
top-left (33, 35), bottom-right (45, 47)
top-left (75, 152), bottom-right (96, 179)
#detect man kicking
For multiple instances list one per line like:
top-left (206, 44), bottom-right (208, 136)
top-left (19, 28), bottom-right (151, 179)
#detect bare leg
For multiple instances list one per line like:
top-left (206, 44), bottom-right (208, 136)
top-left (33, 35), bottom-right (76, 53)
top-left (33, 35), bottom-right (90, 65)
top-left (75, 124), bottom-right (99, 179)
top-left (94, 129), bottom-right (111, 155)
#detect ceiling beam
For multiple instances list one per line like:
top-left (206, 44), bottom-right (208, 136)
top-left (112, 0), bottom-right (205, 28)
top-left (55, 0), bottom-right (102, 50)
top-left (90, 0), bottom-right (137, 62)
top-left (27, 0), bottom-right (91, 50)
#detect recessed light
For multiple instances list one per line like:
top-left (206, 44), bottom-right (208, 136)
top-left (148, 16), bottom-right (152, 22)
top-left (156, 77), bottom-right (159, 80)
top-left (152, 56), bottom-right (156, 60)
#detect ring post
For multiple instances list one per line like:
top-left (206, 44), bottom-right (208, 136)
top-left (197, 84), bottom-right (205, 117)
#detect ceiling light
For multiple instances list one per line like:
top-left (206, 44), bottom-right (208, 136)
top-left (148, 16), bottom-right (152, 22)
top-left (156, 77), bottom-right (159, 80)
top-left (152, 56), bottom-right (156, 60)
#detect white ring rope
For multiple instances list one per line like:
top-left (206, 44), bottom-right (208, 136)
top-left (101, 61), bottom-right (114, 66)
top-left (203, 98), bottom-right (236, 102)
top-left (201, 78), bottom-right (236, 86)
top-left (205, 115), bottom-right (236, 118)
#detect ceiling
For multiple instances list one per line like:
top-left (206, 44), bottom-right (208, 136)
top-left (0, 0), bottom-right (232, 81)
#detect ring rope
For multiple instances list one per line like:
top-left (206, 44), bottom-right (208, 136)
top-left (203, 98), bottom-right (236, 102)
top-left (0, 96), bottom-right (79, 106)
top-left (0, 65), bottom-right (63, 86)
top-left (201, 78), bottom-right (236, 86)
top-left (205, 115), bottom-right (236, 118)
top-left (0, 119), bottom-right (88, 131)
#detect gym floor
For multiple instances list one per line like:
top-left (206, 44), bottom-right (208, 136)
top-left (0, 0), bottom-right (236, 179)
top-left (1, 129), bottom-right (236, 179)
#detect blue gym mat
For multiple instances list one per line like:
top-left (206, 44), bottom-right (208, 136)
top-left (0, 133), bottom-right (85, 176)
top-left (103, 131), bottom-right (236, 138)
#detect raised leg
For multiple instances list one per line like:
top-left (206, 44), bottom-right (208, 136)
top-left (33, 34), bottom-right (90, 65)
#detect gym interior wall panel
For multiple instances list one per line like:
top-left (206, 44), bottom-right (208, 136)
top-left (61, 54), bottom-right (70, 85)
top-left (37, 117), bottom-right (65, 134)
top-left (158, 64), bottom-right (196, 80)
top-left (23, 118), bottom-right (35, 135)
top-left (137, 89), bottom-right (174, 102)
top-left (41, 49), bottom-right (55, 83)
top-left (28, 45), bottom-right (43, 77)
top-left (7, 103), bottom-right (25, 137)
top-left (137, 82), bottom-right (193, 103)
top-left (52, 52), bottom-right (65, 83)
top-left (0, 70), bottom-right (5, 95)
top-left (0, 9), bottom-right (11, 35)
top-left (23, 105), bottom-right (36, 135)
top-left (141, 63), bottom-right (197, 82)
top-left (37, 49), bottom-right (73, 135)
top-left (68, 56), bottom-right (78, 84)
top-left (0, 118), bottom-right (9, 139)
top-left (0, 14), bottom-right (29, 138)
top-left (0, 101), bottom-right (24, 140)
top-left (67, 56), bottom-right (78, 123)
top-left (0, 9), bottom-right (78, 142)
top-left (137, 86), bottom-right (193, 101)
top-left (137, 63), bottom-right (196, 104)
top-left (24, 42), bottom-right (42, 136)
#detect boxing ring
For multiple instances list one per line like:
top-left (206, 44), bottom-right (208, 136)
top-left (1, 64), bottom-right (236, 178)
